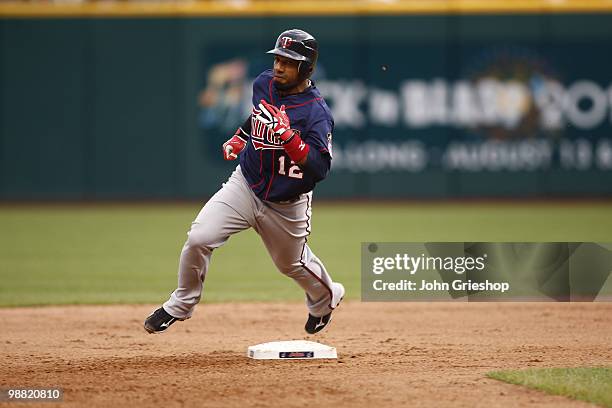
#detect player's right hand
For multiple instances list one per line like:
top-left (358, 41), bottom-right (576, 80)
top-left (222, 129), bottom-right (247, 160)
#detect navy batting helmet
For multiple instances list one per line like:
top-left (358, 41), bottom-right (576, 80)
top-left (267, 29), bottom-right (318, 79)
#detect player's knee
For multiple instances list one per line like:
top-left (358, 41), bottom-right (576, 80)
top-left (185, 224), bottom-right (219, 251)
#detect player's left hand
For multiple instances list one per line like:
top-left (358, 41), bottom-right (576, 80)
top-left (257, 100), bottom-right (292, 142)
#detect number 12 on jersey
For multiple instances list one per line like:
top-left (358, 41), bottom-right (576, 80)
top-left (278, 155), bottom-right (303, 179)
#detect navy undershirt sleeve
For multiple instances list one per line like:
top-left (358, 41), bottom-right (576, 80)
top-left (301, 147), bottom-right (331, 182)
top-left (237, 115), bottom-right (252, 141)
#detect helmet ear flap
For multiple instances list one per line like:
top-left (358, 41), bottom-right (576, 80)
top-left (297, 61), bottom-right (314, 79)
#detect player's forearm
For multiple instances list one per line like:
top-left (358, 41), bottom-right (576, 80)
top-left (237, 115), bottom-right (252, 141)
top-left (299, 147), bottom-right (331, 182)
top-left (281, 129), bottom-right (330, 181)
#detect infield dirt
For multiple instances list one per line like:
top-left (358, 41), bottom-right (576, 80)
top-left (2, 302), bottom-right (611, 407)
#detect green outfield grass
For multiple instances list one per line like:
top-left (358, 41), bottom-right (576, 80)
top-left (487, 367), bottom-right (612, 407)
top-left (0, 202), bottom-right (611, 306)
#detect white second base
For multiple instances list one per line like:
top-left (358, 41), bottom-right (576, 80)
top-left (247, 340), bottom-right (337, 360)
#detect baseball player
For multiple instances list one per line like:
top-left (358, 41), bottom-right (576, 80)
top-left (144, 29), bottom-right (345, 335)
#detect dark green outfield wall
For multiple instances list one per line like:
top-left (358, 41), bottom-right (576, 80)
top-left (1, 19), bottom-right (183, 199)
top-left (1, 15), bottom-right (612, 199)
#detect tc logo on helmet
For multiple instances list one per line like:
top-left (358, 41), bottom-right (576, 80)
top-left (280, 37), bottom-right (293, 48)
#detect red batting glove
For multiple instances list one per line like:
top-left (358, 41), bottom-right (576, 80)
top-left (258, 100), bottom-right (309, 163)
top-left (281, 129), bottom-right (310, 163)
top-left (222, 128), bottom-right (247, 160)
top-left (259, 100), bottom-right (293, 141)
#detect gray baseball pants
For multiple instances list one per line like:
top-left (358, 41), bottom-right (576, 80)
top-left (163, 166), bottom-right (344, 319)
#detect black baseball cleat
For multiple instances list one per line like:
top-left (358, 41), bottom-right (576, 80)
top-left (305, 282), bottom-right (345, 334)
top-left (144, 307), bottom-right (183, 334)
top-left (305, 312), bottom-right (333, 334)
